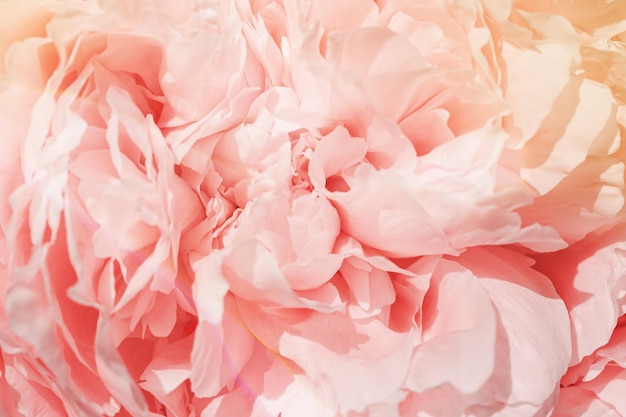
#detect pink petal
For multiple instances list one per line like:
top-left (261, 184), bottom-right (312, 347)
top-left (406, 259), bottom-right (497, 394)
top-left (94, 317), bottom-right (151, 416)
top-left (140, 335), bottom-right (193, 397)
top-left (533, 225), bottom-right (626, 365)
top-left (190, 296), bottom-right (255, 398)
top-left (553, 386), bottom-right (622, 417)
top-left (239, 300), bottom-right (413, 414)
top-left (461, 247), bottom-right (571, 411)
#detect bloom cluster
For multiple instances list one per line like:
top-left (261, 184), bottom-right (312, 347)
top-left (0, 0), bottom-right (625, 416)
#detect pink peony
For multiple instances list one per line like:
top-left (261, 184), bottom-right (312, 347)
top-left (0, 0), bottom-right (625, 416)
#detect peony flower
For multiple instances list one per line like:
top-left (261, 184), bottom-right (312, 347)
top-left (0, 0), bottom-right (625, 416)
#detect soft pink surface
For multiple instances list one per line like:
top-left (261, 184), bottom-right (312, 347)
top-left (0, 0), bottom-right (625, 416)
